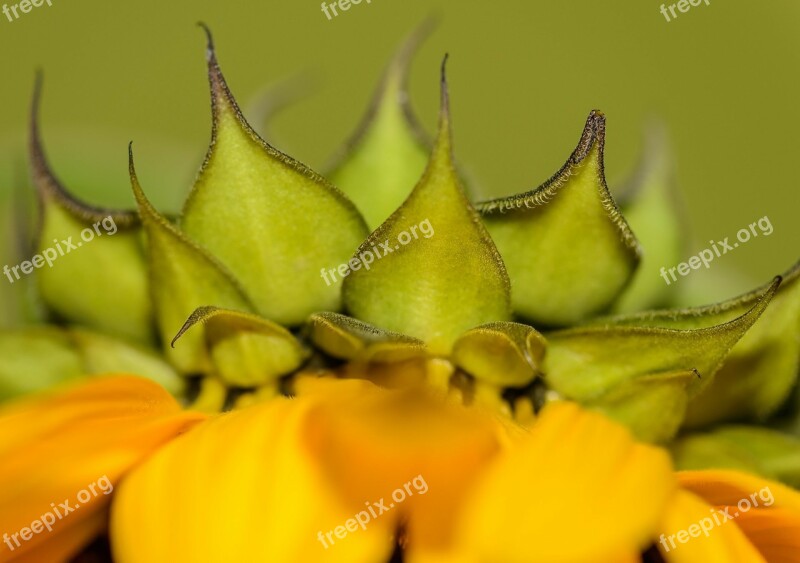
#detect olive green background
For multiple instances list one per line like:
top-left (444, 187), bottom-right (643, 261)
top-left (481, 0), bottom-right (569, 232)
top-left (0, 0), bottom-right (798, 321)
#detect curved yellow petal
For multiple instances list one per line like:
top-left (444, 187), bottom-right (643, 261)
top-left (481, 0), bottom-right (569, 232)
top-left (4, 509), bottom-right (106, 563)
top-left (112, 377), bottom-right (506, 562)
top-left (676, 469), bottom-right (800, 561)
top-left (656, 490), bottom-right (765, 562)
top-left (111, 386), bottom-right (394, 563)
top-left (678, 469), bottom-right (800, 511)
top-left (0, 376), bottom-right (204, 562)
top-left (295, 377), bottom-right (507, 553)
top-left (734, 508), bottom-right (800, 562)
top-left (422, 402), bottom-right (676, 563)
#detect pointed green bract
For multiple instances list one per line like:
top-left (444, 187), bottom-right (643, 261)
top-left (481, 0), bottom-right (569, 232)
top-left (594, 263), bottom-right (800, 427)
top-left (172, 306), bottom-right (308, 387)
top-left (130, 149), bottom-right (253, 374)
top-left (478, 111), bottom-right (640, 326)
top-left (180, 28), bottom-right (368, 326)
top-left (30, 79), bottom-right (153, 345)
top-left (307, 312), bottom-right (427, 363)
top-left (684, 263), bottom-right (800, 427)
top-left (343, 60), bottom-right (511, 354)
top-left (612, 125), bottom-right (684, 313)
top-left (327, 22), bottom-right (432, 229)
top-left (452, 322), bottom-right (545, 387)
top-left (587, 370), bottom-right (697, 443)
top-left (672, 426), bottom-right (800, 488)
top-left (544, 278), bottom-right (778, 401)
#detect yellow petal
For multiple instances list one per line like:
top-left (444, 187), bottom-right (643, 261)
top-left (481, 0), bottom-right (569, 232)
top-left (296, 377), bottom-right (507, 552)
top-left (678, 469), bottom-right (800, 512)
top-left (111, 384), bottom-right (394, 562)
top-left (426, 402), bottom-right (676, 563)
top-left (656, 490), bottom-right (765, 562)
top-left (0, 376), bottom-right (204, 562)
top-left (111, 378), bottom-right (506, 562)
top-left (677, 469), bottom-right (800, 561)
top-left (734, 508), bottom-right (800, 562)
top-left (4, 509), bottom-right (106, 563)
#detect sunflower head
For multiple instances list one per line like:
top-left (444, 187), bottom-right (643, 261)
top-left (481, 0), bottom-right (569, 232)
top-left (1, 23), bottom-right (799, 449)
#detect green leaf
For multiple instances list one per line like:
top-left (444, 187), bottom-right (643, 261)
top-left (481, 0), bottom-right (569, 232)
top-left (0, 327), bottom-right (83, 402)
top-left (29, 78), bottom-right (153, 345)
top-left (586, 369), bottom-right (697, 443)
top-left (612, 124), bottom-right (685, 313)
top-left (543, 278), bottom-right (778, 401)
top-left (172, 306), bottom-right (308, 387)
top-left (326, 22), bottom-right (433, 229)
top-left (180, 27), bottom-right (368, 326)
top-left (70, 328), bottom-right (185, 396)
top-left (452, 322), bottom-right (545, 387)
top-left (672, 426), bottom-right (800, 488)
top-left (307, 312), bottom-right (427, 363)
top-left (478, 111), bottom-right (641, 326)
top-left (342, 58), bottom-right (511, 353)
top-left (129, 148), bottom-right (254, 375)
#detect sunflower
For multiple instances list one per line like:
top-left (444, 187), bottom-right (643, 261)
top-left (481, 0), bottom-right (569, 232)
top-left (0, 21), bottom-right (799, 562)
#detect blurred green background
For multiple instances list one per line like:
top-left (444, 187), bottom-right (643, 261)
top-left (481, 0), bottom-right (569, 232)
top-left (1, 0), bottom-right (798, 325)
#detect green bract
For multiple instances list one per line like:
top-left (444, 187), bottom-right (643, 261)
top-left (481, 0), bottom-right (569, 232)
top-left (2, 24), bottom-right (799, 488)
top-left (130, 154), bottom-right (254, 374)
top-left (31, 79), bottom-right (153, 346)
top-left (342, 58), bottom-right (511, 355)
top-left (181, 27), bottom-right (369, 326)
top-left (327, 22), bottom-right (432, 229)
top-left (478, 110), bottom-right (640, 327)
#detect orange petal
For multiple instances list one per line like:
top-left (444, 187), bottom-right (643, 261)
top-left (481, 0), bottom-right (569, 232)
top-left (0, 376), bottom-right (205, 562)
top-left (677, 470), bottom-right (800, 561)
top-left (657, 489), bottom-right (765, 562)
top-left (419, 402), bottom-right (676, 563)
top-left (734, 508), bottom-right (800, 562)
top-left (678, 469), bottom-right (800, 511)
